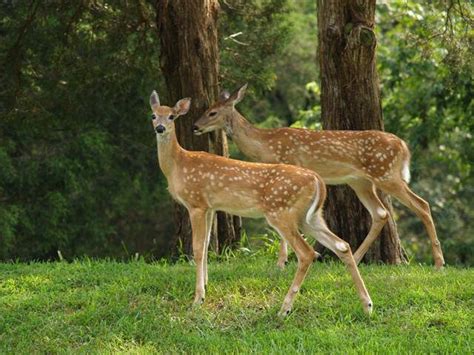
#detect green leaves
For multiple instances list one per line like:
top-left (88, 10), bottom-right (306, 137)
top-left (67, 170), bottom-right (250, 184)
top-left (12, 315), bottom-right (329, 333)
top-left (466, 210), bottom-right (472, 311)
top-left (0, 1), bottom-right (170, 261)
top-left (1, 0), bottom-right (472, 264)
top-left (376, 0), bottom-right (473, 265)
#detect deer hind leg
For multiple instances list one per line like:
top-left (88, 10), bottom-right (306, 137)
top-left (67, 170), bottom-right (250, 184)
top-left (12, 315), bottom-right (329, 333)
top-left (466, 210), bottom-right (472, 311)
top-left (189, 208), bottom-right (211, 305)
top-left (277, 239), bottom-right (288, 269)
top-left (349, 179), bottom-right (389, 264)
top-left (267, 216), bottom-right (317, 317)
top-left (378, 180), bottom-right (445, 269)
top-left (303, 211), bottom-right (373, 314)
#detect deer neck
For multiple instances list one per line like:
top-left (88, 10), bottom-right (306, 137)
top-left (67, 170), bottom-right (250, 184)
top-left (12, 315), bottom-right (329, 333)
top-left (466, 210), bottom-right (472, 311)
top-left (156, 129), bottom-right (183, 178)
top-left (225, 111), bottom-right (267, 161)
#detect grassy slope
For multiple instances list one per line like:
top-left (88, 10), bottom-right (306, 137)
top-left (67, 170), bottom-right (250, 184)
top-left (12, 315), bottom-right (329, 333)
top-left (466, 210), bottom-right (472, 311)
top-left (0, 255), bottom-right (473, 354)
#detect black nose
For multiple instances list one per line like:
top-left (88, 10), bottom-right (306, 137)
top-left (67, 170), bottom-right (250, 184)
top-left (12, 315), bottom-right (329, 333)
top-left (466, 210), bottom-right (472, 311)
top-left (192, 125), bottom-right (199, 132)
top-left (156, 125), bottom-right (165, 134)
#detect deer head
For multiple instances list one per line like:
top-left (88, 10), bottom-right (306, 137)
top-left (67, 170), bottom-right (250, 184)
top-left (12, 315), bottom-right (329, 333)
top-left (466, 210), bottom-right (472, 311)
top-left (149, 91), bottom-right (191, 137)
top-left (193, 83), bottom-right (247, 135)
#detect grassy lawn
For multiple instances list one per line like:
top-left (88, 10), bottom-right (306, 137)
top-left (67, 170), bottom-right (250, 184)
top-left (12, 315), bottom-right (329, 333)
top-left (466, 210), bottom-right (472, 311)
top-left (0, 255), bottom-right (473, 353)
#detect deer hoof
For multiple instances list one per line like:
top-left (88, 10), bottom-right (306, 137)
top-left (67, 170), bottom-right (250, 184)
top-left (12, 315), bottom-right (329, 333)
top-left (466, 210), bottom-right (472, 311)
top-left (193, 296), bottom-right (205, 306)
top-left (277, 260), bottom-right (288, 270)
top-left (364, 301), bottom-right (373, 315)
top-left (278, 307), bottom-right (292, 318)
top-left (434, 259), bottom-right (445, 271)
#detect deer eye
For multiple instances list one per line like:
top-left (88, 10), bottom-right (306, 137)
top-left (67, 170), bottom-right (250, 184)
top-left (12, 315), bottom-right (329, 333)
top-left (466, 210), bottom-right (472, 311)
top-left (209, 112), bottom-right (217, 117)
top-left (151, 114), bottom-right (156, 119)
top-left (168, 115), bottom-right (175, 120)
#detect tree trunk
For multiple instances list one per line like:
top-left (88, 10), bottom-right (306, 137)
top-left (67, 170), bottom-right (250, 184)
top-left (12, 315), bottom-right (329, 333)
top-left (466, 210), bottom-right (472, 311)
top-left (317, 0), bottom-right (404, 263)
top-left (156, 0), bottom-right (240, 256)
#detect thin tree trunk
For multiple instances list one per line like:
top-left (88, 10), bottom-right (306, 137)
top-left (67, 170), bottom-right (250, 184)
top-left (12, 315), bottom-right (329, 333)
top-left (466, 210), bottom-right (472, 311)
top-left (156, 0), bottom-right (240, 256)
top-left (317, 0), bottom-right (404, 263)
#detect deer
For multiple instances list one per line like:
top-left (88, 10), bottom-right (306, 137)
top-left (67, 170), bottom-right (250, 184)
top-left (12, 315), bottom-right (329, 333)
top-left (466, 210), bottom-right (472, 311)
top-left (193, 84), bottom-right (445, 270)
top-left (149, 90), bottom-right (373, 316)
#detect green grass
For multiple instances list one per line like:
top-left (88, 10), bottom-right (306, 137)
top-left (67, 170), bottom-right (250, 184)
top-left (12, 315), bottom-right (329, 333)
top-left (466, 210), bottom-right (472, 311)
top-left (1, 255), bottom-right (473, 354)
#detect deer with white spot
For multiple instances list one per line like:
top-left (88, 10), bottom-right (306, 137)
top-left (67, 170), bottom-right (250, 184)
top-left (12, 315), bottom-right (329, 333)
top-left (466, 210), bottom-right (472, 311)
top-left (193, 84), bottom-right (445, 269)
top-left (149, 91), bottom-right (372, 316)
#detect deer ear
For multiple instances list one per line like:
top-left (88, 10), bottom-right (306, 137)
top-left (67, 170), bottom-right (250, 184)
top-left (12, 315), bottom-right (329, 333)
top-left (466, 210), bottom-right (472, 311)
top-left (228, 83), bottom-right (248, 106)
top-left (150, 90), bottom-right (160, 108)
top-left (174, 98), bottom-right (191, 116)
top-left (219, 90), bottom-right (230, 102)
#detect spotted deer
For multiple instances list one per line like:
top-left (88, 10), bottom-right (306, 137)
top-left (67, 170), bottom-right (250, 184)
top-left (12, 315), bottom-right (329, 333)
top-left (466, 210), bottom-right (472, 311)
top-left (149, 91), bottom-right (373, 316)
top-left (193, 84), bottom-right (445, 269)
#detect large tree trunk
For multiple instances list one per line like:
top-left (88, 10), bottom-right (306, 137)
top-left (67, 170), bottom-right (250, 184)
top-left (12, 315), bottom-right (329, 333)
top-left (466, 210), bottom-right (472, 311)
top-left (156, 0), bottom-right (240, 256)
top-left (317, 0), bottom-right (404, 263)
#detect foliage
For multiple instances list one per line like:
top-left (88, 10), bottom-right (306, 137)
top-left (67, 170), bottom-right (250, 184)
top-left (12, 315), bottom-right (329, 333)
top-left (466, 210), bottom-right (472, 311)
top-left (0, 0), bottom-right (472, 265)
top-left (219, 0), bottom-right (292, 94)
top-left (0, 1), bottom-right (173, 260)
top-left (0, 0), bottom-right (298, 261)
top-left (219, 0), bottom-right (318, 127)
top-left (0, 256), bottom-right (473, 352)
top-left (376, 0), bottom-right (474, 265)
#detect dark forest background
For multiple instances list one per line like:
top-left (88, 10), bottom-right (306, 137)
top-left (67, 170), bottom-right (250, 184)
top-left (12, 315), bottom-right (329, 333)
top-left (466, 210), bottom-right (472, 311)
top-left (1, 0), bottom-right (472, 264)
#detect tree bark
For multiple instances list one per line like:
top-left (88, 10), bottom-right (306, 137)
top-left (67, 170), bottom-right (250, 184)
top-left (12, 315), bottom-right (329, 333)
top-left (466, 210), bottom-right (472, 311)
top-left (156, 0), bottom-right (240, 256)
top-left (317, 0), bottom-right (404, 263)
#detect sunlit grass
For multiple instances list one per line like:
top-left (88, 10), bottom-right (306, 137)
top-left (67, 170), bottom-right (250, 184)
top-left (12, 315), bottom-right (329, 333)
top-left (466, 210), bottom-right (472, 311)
top-left (0, 255), bottom-right (473, 353)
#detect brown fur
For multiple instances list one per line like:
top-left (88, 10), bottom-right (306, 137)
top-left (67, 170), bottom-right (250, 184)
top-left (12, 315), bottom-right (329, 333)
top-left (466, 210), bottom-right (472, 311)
top-left (194, 85), bottom-right (445, 269)
top-left (150, 93), bottom-right (373, 315)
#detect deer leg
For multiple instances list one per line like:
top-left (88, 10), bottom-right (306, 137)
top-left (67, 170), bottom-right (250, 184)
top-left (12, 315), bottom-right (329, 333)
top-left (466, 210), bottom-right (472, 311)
top-left (267, 217), bottom-right (317, 317)
top-left (349, 180), bottom-right (389, 264)
top-left (303, 212), bottom-right (373, 314)
top-left (189, 208), bottom-right (209, 305)
top-left (277, 239), bottom-right (288, 269)
top-left (378, 180), bottom-right (445, 269)
top-left (203, 210), bottom-right (214, 286)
